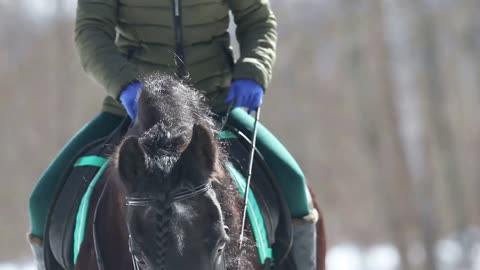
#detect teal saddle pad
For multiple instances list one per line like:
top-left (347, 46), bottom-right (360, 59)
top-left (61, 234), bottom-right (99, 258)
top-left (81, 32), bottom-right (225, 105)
top-left (44, 121), bottom-right (295, 270)
top-left (44, 119), bottom-right (130, 270)
top-left (70, 154), bottom-right (272, 265)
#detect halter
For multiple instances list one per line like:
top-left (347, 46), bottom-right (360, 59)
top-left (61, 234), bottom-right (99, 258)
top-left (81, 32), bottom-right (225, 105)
top-left (125, 183), bottom-right (212, 270)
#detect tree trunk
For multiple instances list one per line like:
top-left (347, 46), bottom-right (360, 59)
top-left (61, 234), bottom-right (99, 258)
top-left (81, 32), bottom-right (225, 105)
top-left (363, 0), bottom-right (416, 269)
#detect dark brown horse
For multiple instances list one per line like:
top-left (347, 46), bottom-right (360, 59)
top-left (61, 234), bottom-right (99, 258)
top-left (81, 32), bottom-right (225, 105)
top-left (74, 74), bottom-right (326, 270)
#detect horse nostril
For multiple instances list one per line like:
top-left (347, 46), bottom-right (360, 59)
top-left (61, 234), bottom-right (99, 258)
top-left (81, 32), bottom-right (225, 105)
top-left (223, 226), bottom-right (230, 234)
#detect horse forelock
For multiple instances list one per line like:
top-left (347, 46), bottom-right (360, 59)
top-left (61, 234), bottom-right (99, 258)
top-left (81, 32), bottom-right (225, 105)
top-left (135, 73), bottom-right (215, 134)
top-left (130, 73), bottom-right (224, 179)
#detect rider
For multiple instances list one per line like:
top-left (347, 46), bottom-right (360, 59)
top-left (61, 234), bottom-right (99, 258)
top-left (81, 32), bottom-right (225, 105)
top-left (28, 0), bottom-right (318, 269)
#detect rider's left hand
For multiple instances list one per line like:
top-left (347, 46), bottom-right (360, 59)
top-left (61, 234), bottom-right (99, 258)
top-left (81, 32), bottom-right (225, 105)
top-left (225, 79), bottom-right (264, 113)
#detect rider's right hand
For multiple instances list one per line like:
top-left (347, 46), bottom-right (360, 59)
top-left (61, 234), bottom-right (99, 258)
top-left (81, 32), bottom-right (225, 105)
top-left (119, 82), bottom-right (142, 121)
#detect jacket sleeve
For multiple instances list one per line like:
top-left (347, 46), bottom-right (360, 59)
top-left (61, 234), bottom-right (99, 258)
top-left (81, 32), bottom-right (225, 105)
top-left (75, 0), bottom-right (142, 99)
top-left (228, 0), bottom-right (277, 91)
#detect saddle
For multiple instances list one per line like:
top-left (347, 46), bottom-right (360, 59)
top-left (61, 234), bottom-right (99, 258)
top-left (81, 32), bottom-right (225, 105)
top-left (43, 119), bottom-right (130, 270)
top-left (43, 120), bottom-right (296, 270)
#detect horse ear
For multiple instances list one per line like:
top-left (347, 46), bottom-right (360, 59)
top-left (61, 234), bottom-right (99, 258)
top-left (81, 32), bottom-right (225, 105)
top-left (117, 136), bottom-right (147, 189)
top-left (179, 124), bottom-right (217, 181)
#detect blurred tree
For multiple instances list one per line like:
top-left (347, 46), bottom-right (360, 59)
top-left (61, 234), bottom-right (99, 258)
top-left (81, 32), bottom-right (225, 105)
top-left (362, 0), bottom-right (416, 268)
top-left (1, 0), bottom-right (480, 267)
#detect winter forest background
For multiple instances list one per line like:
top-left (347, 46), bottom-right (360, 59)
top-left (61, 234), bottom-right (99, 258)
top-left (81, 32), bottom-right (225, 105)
top-left (1, 0), bottom-right (480, 269)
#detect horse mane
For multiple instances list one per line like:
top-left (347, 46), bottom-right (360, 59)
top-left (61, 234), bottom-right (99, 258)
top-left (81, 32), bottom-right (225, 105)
top-left (213, 173), bottom-right (258, 269)
top-left (116, 73), bottom-right (257, 269)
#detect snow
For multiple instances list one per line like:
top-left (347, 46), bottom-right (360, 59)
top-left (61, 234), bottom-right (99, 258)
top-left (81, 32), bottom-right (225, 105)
top-left (2, 242), bottom-right (479, 269)
top-left (0, 262), bottom-right (34, 270)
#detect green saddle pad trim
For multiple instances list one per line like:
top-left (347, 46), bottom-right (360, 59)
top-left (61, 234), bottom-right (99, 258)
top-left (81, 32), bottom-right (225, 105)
top-left (218, 130), bottom-right (238, 140)
top-left (73, 156), bottom-right (109, 264)
top-left (227, 163), bottom-right (273, 264)
top-left (74, 156), bottom-right (108, 168)
top-left (228, 108), bottom-right (310, 218)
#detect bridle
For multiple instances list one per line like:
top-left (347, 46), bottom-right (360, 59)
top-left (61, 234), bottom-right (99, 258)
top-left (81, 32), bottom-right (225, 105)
top-left (92, 179), bottom-right (212, 270)
top-left (125, 183), bottom-right (213, 270)
top-left (126, 183), bottom-right (212, 206)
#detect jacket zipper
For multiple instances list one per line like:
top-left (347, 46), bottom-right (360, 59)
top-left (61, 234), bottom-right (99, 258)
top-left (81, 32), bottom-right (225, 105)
top-left (173, 0), bottom-right (186, 78)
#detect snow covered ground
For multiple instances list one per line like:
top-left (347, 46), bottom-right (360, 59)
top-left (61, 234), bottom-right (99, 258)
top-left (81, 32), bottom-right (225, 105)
top-left (2, 241), bottom-right (479, 270)
top-left (0, 262), bottom-right (34, 270)
top-left (326, 241), bottom-right (480, 270)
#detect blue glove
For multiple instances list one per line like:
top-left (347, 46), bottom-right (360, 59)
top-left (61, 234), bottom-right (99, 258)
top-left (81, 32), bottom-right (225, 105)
top-left (119, 82), bottom-right (142, 121)
top-left (225, 79), bottom-right (264, 113)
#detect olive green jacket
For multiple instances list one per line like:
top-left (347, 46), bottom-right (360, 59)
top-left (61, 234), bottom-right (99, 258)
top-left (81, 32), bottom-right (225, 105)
top-left (75, 0), bottom-right (277, 115)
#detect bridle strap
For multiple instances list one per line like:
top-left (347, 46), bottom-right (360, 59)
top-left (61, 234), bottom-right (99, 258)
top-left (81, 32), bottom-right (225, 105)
top-left (92, 168), bottom-right (112, 270)
top-left (173, 183), bottom-right (212, 202)
top-left (125, 182), bottom-right (212, 269)
top-left (132, 256), bottom-right (140, 270)
top-left (125, 183), bottom-right (212, 206)
top-left (129, 236), bottom-right (141, 270)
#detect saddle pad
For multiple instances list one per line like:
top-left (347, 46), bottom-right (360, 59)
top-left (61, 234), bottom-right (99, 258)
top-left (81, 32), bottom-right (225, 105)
top-left (46, 123), bottom-right (293, 270)
top-left (45, 140), bottom-right (110, 270)
top-left (70, 130), bottom-right (274, 266)
top-left (45, 119), bottom-right (130, 270)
